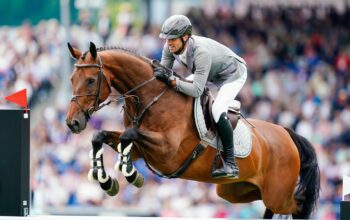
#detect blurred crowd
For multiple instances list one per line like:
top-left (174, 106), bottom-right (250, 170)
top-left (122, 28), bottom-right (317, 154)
top-left (1, 3), bottom-right (350, 219)
top-left (0, 20), bottom-right (63, 108)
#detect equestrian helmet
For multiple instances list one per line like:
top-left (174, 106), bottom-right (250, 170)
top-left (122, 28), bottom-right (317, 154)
top-left (159, 15), bottom-right (192, 39)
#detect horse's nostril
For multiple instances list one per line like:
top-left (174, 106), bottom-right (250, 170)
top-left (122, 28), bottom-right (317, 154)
top-left (72, 119), bottom-right (80, 128)
top-left (66, 119), bottom-right (80, 131)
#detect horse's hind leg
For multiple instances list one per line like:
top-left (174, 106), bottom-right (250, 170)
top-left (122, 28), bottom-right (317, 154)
top-left (261, 175), bottom-right (298, 216)
top-left (264, 208), bottom-right (295, 219)
top-left (216, 182), bottom-right (261, 203)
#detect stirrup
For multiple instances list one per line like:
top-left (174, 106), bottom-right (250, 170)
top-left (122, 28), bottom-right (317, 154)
top-left (211, 168), bottom-right (239, 179)
top-left (211, 158), bottom-right (239, 179)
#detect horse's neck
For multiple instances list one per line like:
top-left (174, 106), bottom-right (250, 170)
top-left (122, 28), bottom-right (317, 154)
top-left (103, 51), bottom-right (169, 122)
top-left (104, 51), bottom-right (154, 95)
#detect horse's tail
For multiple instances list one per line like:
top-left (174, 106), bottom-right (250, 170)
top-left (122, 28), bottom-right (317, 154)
top-left (284, 127), bottom-right (320, 219)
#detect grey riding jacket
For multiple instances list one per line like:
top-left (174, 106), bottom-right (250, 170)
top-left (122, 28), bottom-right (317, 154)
top-left (160, 35), bottom-right (246, 97)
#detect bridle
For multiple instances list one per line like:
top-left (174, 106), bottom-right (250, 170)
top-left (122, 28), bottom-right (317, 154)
top-left (70, 55), bottom-right (111, 120)
top-left (70, 54), bottom-right (167, 127)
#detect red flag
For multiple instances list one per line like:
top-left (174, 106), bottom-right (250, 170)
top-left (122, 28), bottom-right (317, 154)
top-left (5, 89), bottom-right (28, 108)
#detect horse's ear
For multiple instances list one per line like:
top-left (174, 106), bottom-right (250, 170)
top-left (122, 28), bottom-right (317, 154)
top-left (67, 42), bottom-right (81, 60)
top-left (89, 42), bottom-right (97, 59)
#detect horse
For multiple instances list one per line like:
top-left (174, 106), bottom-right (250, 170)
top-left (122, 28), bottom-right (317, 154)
top-left (65, 42), bottom-right (320, 219)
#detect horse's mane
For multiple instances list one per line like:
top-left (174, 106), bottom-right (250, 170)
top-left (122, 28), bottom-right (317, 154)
top-left (81, 45), bottom-right (151, 64)
top-left (97, 46), bottom-right (141, 56)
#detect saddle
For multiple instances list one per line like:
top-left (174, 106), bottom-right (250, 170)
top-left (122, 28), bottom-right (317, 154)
top-left (200, 88), bottom-right (241, 139)
top-left (194, 88), bottom-right (252, 158)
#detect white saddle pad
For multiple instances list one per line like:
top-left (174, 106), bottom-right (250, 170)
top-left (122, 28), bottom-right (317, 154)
top-left (194, 97), bottom-right (252, 158)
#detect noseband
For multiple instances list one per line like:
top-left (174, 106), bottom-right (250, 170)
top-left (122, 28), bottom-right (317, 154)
top-left (71, 55), bottom-right (111, 120)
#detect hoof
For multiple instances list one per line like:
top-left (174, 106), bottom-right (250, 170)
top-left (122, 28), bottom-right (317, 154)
top-left (106, 178), bottom-right (119, 196)
top-left (132, 172), bottom-right (144, 188)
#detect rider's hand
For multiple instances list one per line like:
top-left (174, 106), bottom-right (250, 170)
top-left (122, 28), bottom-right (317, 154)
top-left (154, 67), bottom-right (174, 85)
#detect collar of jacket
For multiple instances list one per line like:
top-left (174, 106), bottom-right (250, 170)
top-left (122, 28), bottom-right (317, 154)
top-left (173, 36), bottom-right (194, 72)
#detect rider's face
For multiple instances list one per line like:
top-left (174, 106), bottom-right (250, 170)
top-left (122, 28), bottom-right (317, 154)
top-left (166, 35), bottom-right (188, 54)
top-left (167, 38), bottom-right (183, 54)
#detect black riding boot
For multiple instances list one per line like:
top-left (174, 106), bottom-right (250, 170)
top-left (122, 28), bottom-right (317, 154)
top-left (211, 112), bottom-right (239, 178)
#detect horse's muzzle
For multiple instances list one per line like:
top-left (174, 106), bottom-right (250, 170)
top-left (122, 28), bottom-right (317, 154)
top-left (66, 118), bottom-right (82, 134)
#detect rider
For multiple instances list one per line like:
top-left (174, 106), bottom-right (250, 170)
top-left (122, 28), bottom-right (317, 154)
top-left (154, 14), bottom-right (247, 179)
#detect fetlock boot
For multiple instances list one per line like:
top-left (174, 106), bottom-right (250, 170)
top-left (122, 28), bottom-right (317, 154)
top-left (211, 112), bottom-right (239, 178)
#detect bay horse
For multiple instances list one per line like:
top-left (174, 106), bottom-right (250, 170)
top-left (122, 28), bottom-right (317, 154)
top-left (65, 42), bottom-right (320, 219)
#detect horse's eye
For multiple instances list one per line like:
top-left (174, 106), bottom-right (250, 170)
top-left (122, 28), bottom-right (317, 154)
top-left (87, 78), bottom-right (95, 85)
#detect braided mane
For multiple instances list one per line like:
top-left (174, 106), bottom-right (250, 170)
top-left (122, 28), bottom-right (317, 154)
top-left (98, 46), bottom-right (151, 63)
top-left (81, 45), bottom-right (150, 63)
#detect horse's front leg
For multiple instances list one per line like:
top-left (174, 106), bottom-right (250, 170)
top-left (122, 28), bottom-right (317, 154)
top-left (88, 130), bottom-right (122, 196)
top-left (116, 128), bottom-right (144, 188)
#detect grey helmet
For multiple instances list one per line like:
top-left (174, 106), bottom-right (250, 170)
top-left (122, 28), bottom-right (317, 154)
top-left (159, 15), bottom-right (192, 39)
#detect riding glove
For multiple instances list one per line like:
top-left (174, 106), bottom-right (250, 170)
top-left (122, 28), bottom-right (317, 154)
top-left (154, 67), bottom-right (174, 85)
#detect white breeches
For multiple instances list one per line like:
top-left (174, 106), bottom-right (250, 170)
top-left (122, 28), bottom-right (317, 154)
top-left (212, 64), bottom-right (247, 122)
